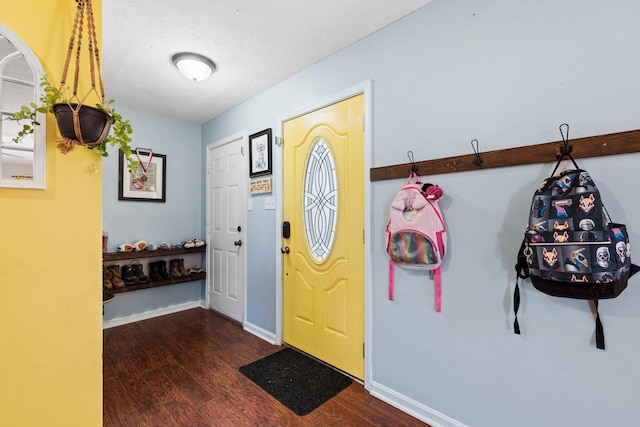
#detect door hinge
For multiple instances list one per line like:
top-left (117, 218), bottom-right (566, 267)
top-left (241, 146), bottom-right (244, 155)
top-left (363, 229), bottom-right (365, 244)
top-left (362, 116), bottom-right (365, 131)
top-left (363, 342), bottom-right (365, 358)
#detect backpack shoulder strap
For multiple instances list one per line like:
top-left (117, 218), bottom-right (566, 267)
top-left (388, 259), bottom-right (395, 300)
top-left (594, 299), bottom-right (605, 350)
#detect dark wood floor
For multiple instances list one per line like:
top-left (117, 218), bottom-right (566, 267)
top-left (103, 308), bottom-right (428, 426)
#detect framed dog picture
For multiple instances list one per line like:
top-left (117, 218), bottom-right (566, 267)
top-left (249, 128), bottom-right (272, 177)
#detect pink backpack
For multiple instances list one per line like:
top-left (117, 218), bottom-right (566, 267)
top-left (385, 173), bottom-right (447, 311)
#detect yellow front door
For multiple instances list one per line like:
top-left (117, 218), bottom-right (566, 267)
top-left (282, 94), bottom-right (364, 379)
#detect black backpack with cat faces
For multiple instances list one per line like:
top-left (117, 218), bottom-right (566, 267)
top-left (514, 125), bottom-right (639, 350)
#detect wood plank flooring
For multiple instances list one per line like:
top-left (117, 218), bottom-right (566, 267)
top-left (103, 308), bottom-right (428, 426)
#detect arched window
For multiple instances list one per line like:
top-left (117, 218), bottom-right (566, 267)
top-left (0, 23), bottom-right (45, 189)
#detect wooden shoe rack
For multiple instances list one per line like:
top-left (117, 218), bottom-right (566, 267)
top-left (103, 245), bottom-right (206, 293)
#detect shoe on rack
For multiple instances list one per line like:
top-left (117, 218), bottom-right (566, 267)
top-left (103, 267), bottom-right (113, 289)
top-left (158, 260), bottom-right (170, 279)
top-left (193, 239), bottom-right (205, 247)
top-left (132, 261), bottom-right (150, 283)
top-left (108, 265), bottom-right (125, 288)
top-left (188, 266), bottom-right (205, 275)
top-left (177, 258), bottom-right (189, 277)
top-left (169, 259), bottom-right (182, 279)
top-left (149, 261), bottom-right (163, 281)
top-left (121, 264), bottom-right (139, 286)
top-left (182, 240), bottom-right (196, 249)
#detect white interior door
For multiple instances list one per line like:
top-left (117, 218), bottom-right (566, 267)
top-left (206, 133), bottom-right (246, 322)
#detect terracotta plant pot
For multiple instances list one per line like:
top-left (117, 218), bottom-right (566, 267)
top-left (53, 103), bottom-right (112, 145)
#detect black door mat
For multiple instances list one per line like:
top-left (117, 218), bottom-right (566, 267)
top-left (239, 347), bottom-right (352, 416)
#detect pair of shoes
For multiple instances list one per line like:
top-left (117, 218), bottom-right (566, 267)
top-left (188, 266), bottom-right (205, 275)
top-left (121, 264), bottom-right (138, 285)
top-left (106, 265), bottom-right (125, 288)
top-left (182, 239), bottom-right (205, 248)
top-left (120, 261), bottom-right (150, 285)
top-left (169, 259), bottom-right (189, 278)
top-left (149, 260), bottom-right (170, 281)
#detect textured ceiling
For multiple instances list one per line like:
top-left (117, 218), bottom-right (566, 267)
top-left (102, 0), bottom-right (434, 124)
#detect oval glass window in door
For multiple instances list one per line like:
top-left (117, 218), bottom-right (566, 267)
top-left (303, 137), bottom-right (338, 262)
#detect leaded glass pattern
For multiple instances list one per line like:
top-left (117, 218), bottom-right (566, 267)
top-left (303, 138), bottom-right (338, 262)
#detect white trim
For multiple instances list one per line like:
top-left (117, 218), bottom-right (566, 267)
top-left (243, 321), bottom-right (278, 345)
top-left (274, 80), bottom-right (373, 387)
top-left (102, 300), bottom-right (201, 329)
top-left (369, 381), bottom-right (469, 427)
top-left (204, 131), bottom-right (248, 325)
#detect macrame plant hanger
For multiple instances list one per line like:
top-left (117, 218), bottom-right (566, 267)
top-left (56, 0), bottom-right (110, 154)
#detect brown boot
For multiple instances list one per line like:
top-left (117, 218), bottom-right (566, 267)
top-left (109, 265), bottom-right (125, 288)
top-left (178, 258), bottom-right (189, 277)
top-left (169, 259), bottom-right (182, 279)
top-left (103, 266), bottom-right (113, 289)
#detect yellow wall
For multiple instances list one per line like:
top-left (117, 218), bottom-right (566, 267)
top-left (0, 1), bottom-right (103, 425)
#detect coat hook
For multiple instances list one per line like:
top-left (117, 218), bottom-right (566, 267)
top-left (559, 123), bottom-right (572, 156)
top-left (407, 151), bottom-right (418, 173)
top-left (470, 139), bottom-right (483, 167)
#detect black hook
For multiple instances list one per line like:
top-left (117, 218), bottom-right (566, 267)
top-left (407, 151), bottom-right (418, 173)
top-left (551, 123), bottom-right (579, 175)
top-left (470, 139), bottom-right (483, 167)
top-left (559, 123), bottom-right (572, 155)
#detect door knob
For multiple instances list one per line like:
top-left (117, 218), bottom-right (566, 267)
top-left (234, 240), bottom-right (242, 246)
top-left (281, 246), bottom-right (290, 254)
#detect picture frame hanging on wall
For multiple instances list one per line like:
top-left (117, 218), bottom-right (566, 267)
top-left (249, 128), bottom-right (272, 177)
top-left (118, 149), bottom-right (166, 202)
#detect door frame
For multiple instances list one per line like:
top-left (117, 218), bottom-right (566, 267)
top-left (205, 131), bottom-right (249, 324)
top-left (274, 81), bottom-right (373, 388)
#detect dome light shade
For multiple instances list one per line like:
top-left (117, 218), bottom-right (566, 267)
top-left (172, 52), bottom-right (216, 81)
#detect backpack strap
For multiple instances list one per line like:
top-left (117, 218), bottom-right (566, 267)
top-left (594, 299), bottom-right (605, 350)
top-left (388, 259), bottom-right (395, 300)
top-left (513, 278), bottom-right (521, 335)
top-left (513, 239), bottom-right (529, 335)
top-left (433, 267), bottom-right (442, 312)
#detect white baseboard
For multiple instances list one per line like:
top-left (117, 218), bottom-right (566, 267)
top-left (369, 380), bottom-right (468, 427)
top-left (102, 300), bottom-right (202, 329)
top-left (243, 321), bottom-right (278, 344)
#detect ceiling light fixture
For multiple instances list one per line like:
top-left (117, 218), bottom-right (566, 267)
top-left (172, 52), bottom-right (216, 81)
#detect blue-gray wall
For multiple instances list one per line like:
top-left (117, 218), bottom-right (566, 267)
top-left (201, 1), bottom-right (640, 426)
top-left (102, 106), bottom-right (204, 321)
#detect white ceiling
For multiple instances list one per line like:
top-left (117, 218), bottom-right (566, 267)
top-left (102, 0), bottom-right (434, 125)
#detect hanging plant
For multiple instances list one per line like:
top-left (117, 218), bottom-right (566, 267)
top-left (9, 0), bottom-right (137, 171)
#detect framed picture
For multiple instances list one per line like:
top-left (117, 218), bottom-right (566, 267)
top-left (118, 149), bottom-right (166, 202)
top-left (249, 128), bottom-right (272, 177)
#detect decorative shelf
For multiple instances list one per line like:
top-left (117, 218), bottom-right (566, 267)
top-left (103, 245), bottom-right (206, 261)
top-left (109, 272), bottom-right (206, 294)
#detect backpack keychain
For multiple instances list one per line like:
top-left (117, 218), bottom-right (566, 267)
top-left (514, 124), bottom-right (639, 349)
top-left (385, 162), bottom-right (447, 312)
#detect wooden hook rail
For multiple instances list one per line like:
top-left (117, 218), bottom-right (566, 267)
top-left (370, 128), bottom-right (640, 181)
